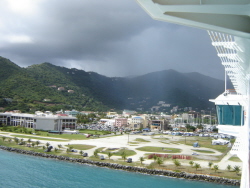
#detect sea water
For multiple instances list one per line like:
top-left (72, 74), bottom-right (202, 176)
top-left (0, 150), bottom-right (238, 188)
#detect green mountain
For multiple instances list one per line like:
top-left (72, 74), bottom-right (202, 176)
top-left (0, 56), bottom-right (226, 113)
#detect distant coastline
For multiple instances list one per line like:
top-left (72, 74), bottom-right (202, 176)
top-left (0, 145), bottom-right (240, 187)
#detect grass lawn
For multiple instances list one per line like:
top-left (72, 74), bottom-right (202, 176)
top-left (100, 148), bottom-right (137, 156)
top-left (129, 142), bottom-right (139, 144)
top-left (35, 132), bottom-right (89, 140)
top-left (136, 146), bottom-right (181, 153)
top-left (191, 149), bottom-right (215, 153)
top-left (65, 144), bottom-right (96, 150)
top-left (135, 138), bottom-right (150, 142)
top-left (10, 134), bottom-right (67, 141)
top-left (78, 129), bottom-right (111, 135)
top-left (174, 136), bottom-right (231, 153)
top-left (229, 156), bottom-right (242, 162)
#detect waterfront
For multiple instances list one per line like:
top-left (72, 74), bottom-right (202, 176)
top-left (0, 149), bottom-right (238, 188)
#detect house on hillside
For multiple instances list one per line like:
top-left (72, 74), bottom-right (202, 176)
top-left (58, 87), bottom-right (65, 91)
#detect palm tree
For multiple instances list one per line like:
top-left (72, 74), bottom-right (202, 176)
top-left (189, 161), bottom-right (194, 167)
top-left (54, 148), bottom-right (58, 153)
top-left (121, 151), bottom-right (127, 161)
top-left (174, 159), bottom-right (181, 169)
top-left (140, 156), bottom-right (145, 165)
top-left (233, 165), bottom-right (241, 175)
top-left (8, 138), bottom-right (12, 143)
top-left (58, 144), bottom-right (62, 150)
top-left (36, 140), bottom-right (40, 147)
top-left (14, 137), bottom-right (19, 144)
top-left (153, 154), bottom-right (158, 162)
top-left (31, 142), bottom-right (35, 147)
top-left (66, 148), bottom-right (70, 154)
top-left (108, 152), bottom-right (113, 159)
top-left (45, 142), bottom-right (50, 148)
top-left (27, 138), bottom-right (32, 144)
top-left (208, 162), bottom-right (213, 169)
top-left (94, 149), bottom-right (99, 158)
top-left (2, 136), bottom-right (6, 141)
top-left (227, 164), bottom-right (231, 172)
top-left (156, 157), bottom-right (163, 166)
top-left (194, 163), bottom-right (201, 171)
top-left (79, 150), bottom-right (83, 155)
top-left (213, 165), bottom-right (219, 173)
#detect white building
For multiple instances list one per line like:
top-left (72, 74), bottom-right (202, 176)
top-left (0, 112), bottom-right (77, 131)
top-left (129, 116), bottom-right (144, 129)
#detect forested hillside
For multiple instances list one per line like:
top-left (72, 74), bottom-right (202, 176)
top-left (0, 57), bottom-right (226, 113)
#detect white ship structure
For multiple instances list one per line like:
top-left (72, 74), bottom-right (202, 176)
top-left (135, 0), bottom-right (250, 187)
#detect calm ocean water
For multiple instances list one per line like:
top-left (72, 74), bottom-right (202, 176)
top-left (0, 149), bottom-right (238, 188)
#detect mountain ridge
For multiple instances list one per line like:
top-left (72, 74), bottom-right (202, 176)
top-left (0, 57), bottom-right (225, 113)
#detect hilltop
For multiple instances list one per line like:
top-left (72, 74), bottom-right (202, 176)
top-left (0, 57), bottom-right (226, 112)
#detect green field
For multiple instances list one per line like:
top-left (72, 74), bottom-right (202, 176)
top-left (65, 144), bottom-right (96, 150)
top-left (191, 149), bottom-right (215, 153)
top-left (136, 146), bottom-right (181, 153)
top-left (100, 148), bottom-right (137, 157)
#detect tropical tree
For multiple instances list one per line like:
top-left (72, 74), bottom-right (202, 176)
top-left (2, 136), bottom-right (6, 141)
top-left (36, 140), bottom-right (40, 147)
top-left (194, 163), bottom-right (201, 171)
top-left (153, 154), bottom-right (158, 162)
top-left (208, 162), bottom-right (213, 169)
top-left (8, 138), bottom-right (12, 143)
top-left (156, 157), bottom-right (163, 166)
top-left (66, 148), bottom-right (70, 154)
top-left (213, 165), bottom-right (219, 173)
top-left (121, 151), bottom-right (127, 161)
top-left (189, 161), bottom-right (194, 167)
top-left (27, 138), bottom-right (32, 144)
top-left (58, 144), bottom-right (62, 150)
top-left (140, 156), bottom-right (145, 165)
top-left (45, 142), bottom-right (50, 148)
top-left (54, 148), bottom-right (58, 153)
top-left (173, 159), bottom-right (181, 169)
top-left (227, 164), bottom-right (231, 172)
top-left (79, 150), bottom-right (83, 155)
top-left (31, 142), bottom-right (35, 147)
top-left (94, 149), bottom-right (99, 158)
top-left (14, 137), bottom-right (19, 144)
top-left (233, 165), bottom-right (241, 175)
top-left (108, 152), bottom-right (113, 159)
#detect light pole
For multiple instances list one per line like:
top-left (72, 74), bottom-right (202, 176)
top-left (127, 132), bottom-right (129, 145)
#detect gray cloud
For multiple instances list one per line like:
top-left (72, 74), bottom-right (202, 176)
top-left (0, 0), bottom-right (224, 79)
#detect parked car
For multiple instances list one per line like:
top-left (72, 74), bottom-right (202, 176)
top-left (127, 158), bottom-right (132, 163)
top-left (100, 155), bottom-right (105, 160)
top-left (83, 153), bottom-right (88, 157)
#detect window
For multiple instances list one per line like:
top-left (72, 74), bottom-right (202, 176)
top-left (216, 105), bottom-right (243, 126)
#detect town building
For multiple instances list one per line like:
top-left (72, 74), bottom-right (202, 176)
top-left (115, 118), bottom-right (128, 127)
top-left (0, 112), bottom-right (77, 131)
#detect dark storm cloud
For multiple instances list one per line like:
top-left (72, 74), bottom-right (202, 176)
top-left (0, 0), bottom-right (224, 79)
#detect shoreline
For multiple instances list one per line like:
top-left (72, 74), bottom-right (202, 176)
top-left (0, 145), bottom-right (240, 187)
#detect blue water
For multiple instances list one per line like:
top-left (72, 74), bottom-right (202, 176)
top-left (0, 149), bottom-right (238, 188)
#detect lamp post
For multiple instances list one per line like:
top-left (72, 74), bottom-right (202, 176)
top-left (127, 132), bottom-right (129, 145)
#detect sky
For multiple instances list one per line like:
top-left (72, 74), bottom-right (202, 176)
top-left (0, 0), bottom-right (225, 80)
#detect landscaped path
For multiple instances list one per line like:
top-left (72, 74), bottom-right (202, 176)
top-left (0, 131), bottom-right (242, 170)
